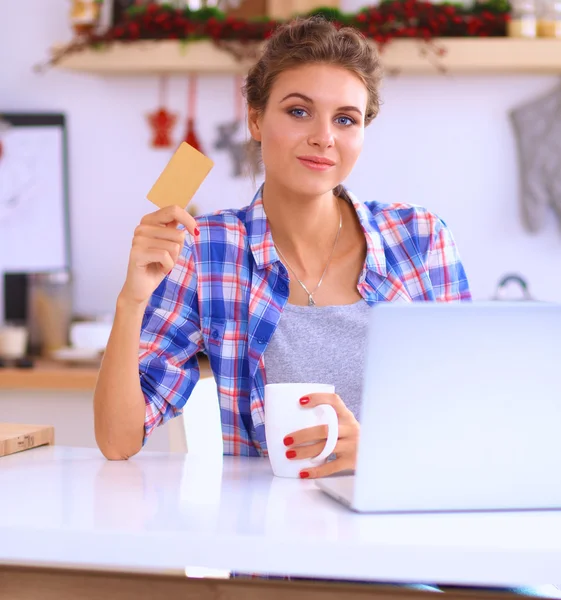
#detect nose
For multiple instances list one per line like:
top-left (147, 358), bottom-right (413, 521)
top-left (307, 117), bottom-right (334, 150)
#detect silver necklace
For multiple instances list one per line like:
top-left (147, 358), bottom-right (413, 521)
top-left (274, 199), bottom-right (342, 307)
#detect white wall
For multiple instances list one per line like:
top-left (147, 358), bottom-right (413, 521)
top-left (1, 0), bottom-right (560, 322)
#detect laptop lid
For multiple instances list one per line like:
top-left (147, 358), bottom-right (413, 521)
top-left (352, 302), bottom-right (561, 513)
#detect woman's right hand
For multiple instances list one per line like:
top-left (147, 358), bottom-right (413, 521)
top-left (119, 205), bottom-right (199, 307)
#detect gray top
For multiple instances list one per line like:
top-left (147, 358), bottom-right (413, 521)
top-left (264, 299), bottom-right (371, 421)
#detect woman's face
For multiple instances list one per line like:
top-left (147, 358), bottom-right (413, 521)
top-left (249, 63), bottom-right (368, 198)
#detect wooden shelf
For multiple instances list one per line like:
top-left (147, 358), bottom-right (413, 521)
top-left (54, 38), bottom-right (561, 75)
top-left (55, 39), bottom-right (257, 75)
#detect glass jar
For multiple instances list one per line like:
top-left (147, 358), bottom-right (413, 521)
top-left (508, 0), bottom-right (538, 37)
top-left (27, 270), bottom-right (73, 357)
top-left (538, 0), bottom-right (561, 36)
top-left (69, 0), bottom-right (101, 36)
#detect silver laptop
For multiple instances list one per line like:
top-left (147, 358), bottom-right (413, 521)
top-left (317, 302), bottom-right (561, 513)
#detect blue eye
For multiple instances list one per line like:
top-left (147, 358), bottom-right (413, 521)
top-left (289, 108), bottom-right (308, 118)
top-left (336, 116), bottom-right (355, 126)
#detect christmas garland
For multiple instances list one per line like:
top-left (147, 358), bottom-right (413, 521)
top-left (48, 1), bottom-right (512, 69)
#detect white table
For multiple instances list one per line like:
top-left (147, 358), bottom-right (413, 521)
top-left (1, 446), bottom-right (560, 599)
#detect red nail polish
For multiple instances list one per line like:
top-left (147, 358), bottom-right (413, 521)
top-left (300, 471), bottom-right (310, 479)
top-left (286, 450), bottom-right (297, 459)
top-left (194, 227), bottom-right (200, 236)
top-left (283, 436), bottom-right (294, 447)
top-left (299, 396), bottom-right (310, 405)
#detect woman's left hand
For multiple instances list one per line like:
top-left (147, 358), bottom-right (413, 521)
top-left (283, 393), bottom-right (360, 479)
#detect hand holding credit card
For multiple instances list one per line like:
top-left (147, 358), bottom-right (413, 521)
top-left (119, 143), bottom-right (214, 307)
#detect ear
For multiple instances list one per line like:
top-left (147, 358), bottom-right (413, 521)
top-left (247, 106), bottom-right (262, 143)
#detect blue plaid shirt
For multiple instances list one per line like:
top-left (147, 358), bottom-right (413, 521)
top-left (139, 186), bottom-right (471, 456)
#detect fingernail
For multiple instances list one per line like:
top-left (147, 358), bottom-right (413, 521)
top-left (283, 436), bottom-right (294, 447)
top-left (299, 396), bottom-right (310, 405)
top-left (299, 471), bottom-right (310, 479)
top-left (286, 450), bottom-right (297, 459)
top-left (194, 227), bottom-right (200, 236)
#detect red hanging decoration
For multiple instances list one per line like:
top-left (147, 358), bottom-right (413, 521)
top-left (0, 119), bottom-right (9, 163)
top-left (146, 76), bottom-right (177, 149)
top-left (183, 75), bottom-right (203, 152)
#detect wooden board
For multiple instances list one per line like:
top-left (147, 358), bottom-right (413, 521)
top-left (0, 423), bottom-right (55, 457)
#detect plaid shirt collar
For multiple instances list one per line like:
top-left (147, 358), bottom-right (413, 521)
top-left (245, 185), bottom-right (387, 277)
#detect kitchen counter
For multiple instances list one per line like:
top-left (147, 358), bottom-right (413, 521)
top-left (0, 355), bottom-right (212, 391)
top-left (0, 356), bottom-right (213, 452)
top-left (0, 360), bottom-right (100, 391)
top-left (1, 446), bottom-right (561, 598)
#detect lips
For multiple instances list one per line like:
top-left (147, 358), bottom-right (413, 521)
top-left (297, 156), bottom-right (336, 172)
top-left (297, 155), bottom-right (335, 166)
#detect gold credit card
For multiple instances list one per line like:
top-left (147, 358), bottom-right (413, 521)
top-left (146, 142), bottom-right (214, 209)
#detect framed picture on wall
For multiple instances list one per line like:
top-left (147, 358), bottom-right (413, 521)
top-left (0, 113), bottom-right (71, 273)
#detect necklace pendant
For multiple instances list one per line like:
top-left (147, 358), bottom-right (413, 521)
top-left (308, 295), bottom-right (316, 307)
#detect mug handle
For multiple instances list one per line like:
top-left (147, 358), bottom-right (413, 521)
top-left (310, 404), bottom-right (339, 464)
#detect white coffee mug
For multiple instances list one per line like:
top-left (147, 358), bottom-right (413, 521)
top-left (264, 383), bottom-right (339, 478)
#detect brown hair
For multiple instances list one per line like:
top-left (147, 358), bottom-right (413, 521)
top-left (242, 16), bottom-right (383, 191)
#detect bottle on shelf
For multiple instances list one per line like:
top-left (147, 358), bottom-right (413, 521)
top-left (537, 0), bottom-right (561, 37)
top-left (508, 0), bottom-right (538, 37)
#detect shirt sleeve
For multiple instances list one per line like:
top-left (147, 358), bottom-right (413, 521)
top-left (138, 240), bottom-right (204, 442)
top-left (427, 218), bottom-right (472, 302)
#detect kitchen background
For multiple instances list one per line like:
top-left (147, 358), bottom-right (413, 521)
top-left (1, 0), bottom-right (561, 327)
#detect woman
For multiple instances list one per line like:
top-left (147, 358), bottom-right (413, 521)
top-left (93, 16), bottom-right (471, 477)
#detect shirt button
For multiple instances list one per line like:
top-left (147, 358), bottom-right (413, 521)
top-left (279, 282), bottom-right (288, 293)
top-left (212, 330), bottom-right (219, 339)
top-left (257, 337), bottom-right (266, 344)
